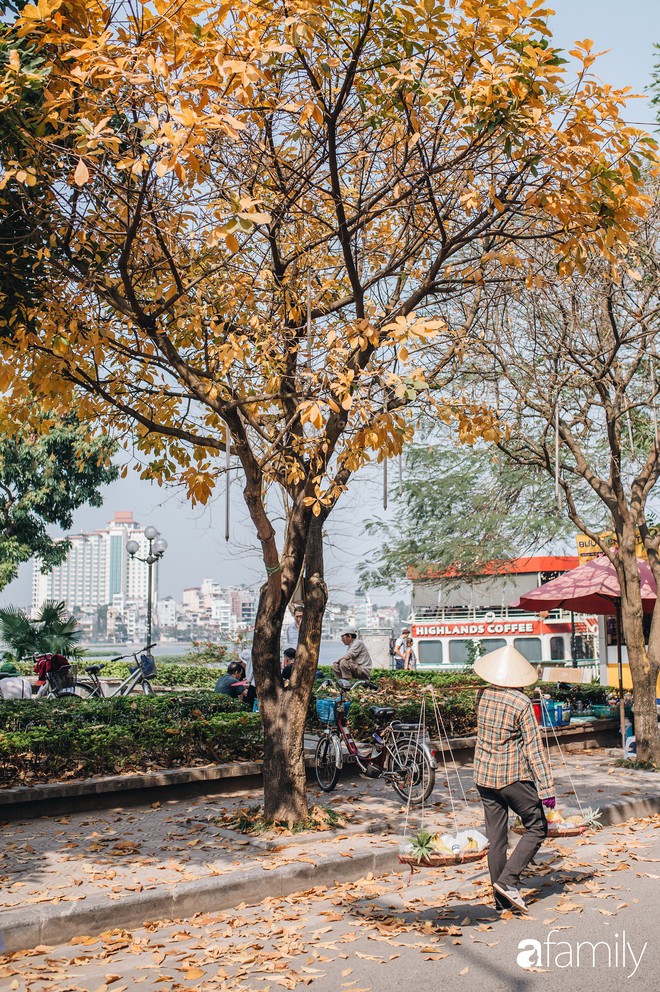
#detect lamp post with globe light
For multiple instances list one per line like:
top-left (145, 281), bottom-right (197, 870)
top-left (126, 526), bottom-right (168, 648)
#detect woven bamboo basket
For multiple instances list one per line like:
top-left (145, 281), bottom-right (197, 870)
top-left (512, 821), bottom-right (587, 838)
top-left (398, 848), bottom-right (488, 869)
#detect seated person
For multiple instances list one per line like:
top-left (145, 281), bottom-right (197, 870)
top-left (332, 630), bottom-right (373, 680)
top-left (214, 662), bottom-right (255, 707)
top-left (281, 647), bottom-right (297, 681)
top-left (281, 647), bottom-right (323, 682)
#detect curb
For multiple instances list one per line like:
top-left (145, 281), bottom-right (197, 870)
top-left (598, 794), bottom-right (660, 825)
top-left (1, 790), bottom-right (659, 955)
top-left (0, 762), bottom-right (266, 821)
top-left (0, 843), bottom-right (403, 955)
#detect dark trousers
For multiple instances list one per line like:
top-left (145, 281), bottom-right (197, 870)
top-left (477, 781), bottom-right (547, 902)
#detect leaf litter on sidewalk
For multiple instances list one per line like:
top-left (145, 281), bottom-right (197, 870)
top-left (3, 817), bottom-right (656, 992)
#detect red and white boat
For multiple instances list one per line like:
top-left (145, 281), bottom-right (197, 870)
top-left (409, 556), bottom-right (598, 674)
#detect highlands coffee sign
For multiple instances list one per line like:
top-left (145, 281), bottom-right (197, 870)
top-left (412, 620), bottom-right (540, 638)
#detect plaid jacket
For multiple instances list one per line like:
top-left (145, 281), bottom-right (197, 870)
top-left (474, 687), bottom-right (553, 799)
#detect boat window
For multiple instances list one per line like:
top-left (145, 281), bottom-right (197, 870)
top-left (418, 640), bottom-right (443, 666)
top-left (448, 640), bottom-right (471, 664)
top-left (480, 638), bottom-right (506, 655)
top-left (514, 637), bottom-right (542, 662)
top-left (550, 636), bottom-right (565, 660)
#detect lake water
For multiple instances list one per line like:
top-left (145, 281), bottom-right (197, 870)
top-left (84, 640), bottom-right (342, 665)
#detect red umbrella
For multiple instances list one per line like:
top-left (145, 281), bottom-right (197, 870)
top-left (514, 555), bottom-right (657, 615)
top-left (513, 555), bottom-right (657, 755)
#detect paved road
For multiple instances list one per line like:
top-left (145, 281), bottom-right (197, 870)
top-left (2, 814), bottom-right (658, 991)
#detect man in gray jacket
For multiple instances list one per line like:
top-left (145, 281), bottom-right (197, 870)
top-left (332, 630), bottom-right (373, 680)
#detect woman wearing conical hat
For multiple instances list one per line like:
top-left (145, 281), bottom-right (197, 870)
top-left (473, 646), bottom-right (555, 915)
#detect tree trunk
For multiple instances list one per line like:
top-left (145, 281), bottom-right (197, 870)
top-left (260, 698), bottom-right (310, 823)
top-left (618, 544), bottom-right (660, 765)
top-left (255, 516), bottom-right (328, 823)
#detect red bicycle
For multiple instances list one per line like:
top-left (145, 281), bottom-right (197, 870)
top-left (314, 679), bottom-right (436, 805)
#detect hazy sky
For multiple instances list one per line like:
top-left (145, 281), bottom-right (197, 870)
top-left (2, 1), bottom-right (658, 610)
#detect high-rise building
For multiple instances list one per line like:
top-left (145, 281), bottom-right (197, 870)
top-left (32, 512), bottom-right (155, 615)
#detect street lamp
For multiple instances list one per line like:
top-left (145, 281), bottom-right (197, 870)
top-left (126, 527), bottom-right (168, 648)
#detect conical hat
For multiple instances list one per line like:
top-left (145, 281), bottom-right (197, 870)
top-left (473, 645), bottom-right (538, 688)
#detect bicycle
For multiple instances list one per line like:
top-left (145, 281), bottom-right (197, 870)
top-left (32, 653), bottom-right (81, 699)
top-left (67, 644), bottom-right (158, 698)
top-left (314, 679), bottom-right (436, 805)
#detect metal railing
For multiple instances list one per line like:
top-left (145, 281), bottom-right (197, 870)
top-left (410, 605), bottom-right (577, 623)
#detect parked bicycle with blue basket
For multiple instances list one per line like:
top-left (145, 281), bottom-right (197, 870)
top-left (314, 679), bottom-right (436, 804)
top-left (66, 644), bottom-right (158, 698)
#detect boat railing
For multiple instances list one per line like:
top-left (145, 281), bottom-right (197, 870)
top-left (410, 606), bottom-right (575, 622)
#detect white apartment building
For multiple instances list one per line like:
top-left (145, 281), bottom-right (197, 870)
top-left (32, 511), bottom-right (156, 615)
top-left (157, 597), bottom-right (177, 627)
top-left (353, 588), bottom-right (374, 628)
top-left (200, 578), bottom-right (223, 608)
top-left (182, 587), bottom-right (202, 614)
top-left (210, 599), bottom-right (233, 631)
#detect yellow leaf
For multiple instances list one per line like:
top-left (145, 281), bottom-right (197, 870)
top-left (184, 968), bottom-right (206, 980)
top-left (225, 233), bottom-right (239, 253)
top-left (74, 159), bottom-right (89, 186)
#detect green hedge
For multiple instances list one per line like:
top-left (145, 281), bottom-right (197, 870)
top-left (15, 660), bottom-right (221, 688)
top-left (0, 691), bottom-right (243, 732)
top-left (0, 692), bottom-right (262, 786)
top-left (0, 668), bottom-right (616, 787)
top-left (311, 670), bottom-right (616, 741)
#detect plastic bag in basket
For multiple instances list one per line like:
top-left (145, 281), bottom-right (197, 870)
top-left (400, 828), bottom-right (489, 861)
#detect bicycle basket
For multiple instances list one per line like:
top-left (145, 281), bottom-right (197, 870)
top-left (48, 665), bottom-right (76, 692)
top-left (316, 698), bottom-right (350, 725)
top-left (138, 654), bottom-right (157, 678)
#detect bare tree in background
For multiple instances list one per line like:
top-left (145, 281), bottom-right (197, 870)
top-left (458, 196), bottom-right (660, 762)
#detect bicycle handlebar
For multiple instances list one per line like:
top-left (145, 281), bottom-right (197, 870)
top-left (109, 643), bottom-right (157, 663)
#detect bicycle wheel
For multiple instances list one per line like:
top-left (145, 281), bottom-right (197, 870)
top-left (314, 734), bottom-right (342, 792)
top-left (55, 681), bottom-right (96, 699)
top-left (389, 737), bottom-right (435, 806)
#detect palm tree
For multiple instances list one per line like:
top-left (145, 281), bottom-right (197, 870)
top-left (0, 600), bottom-right (82, 661)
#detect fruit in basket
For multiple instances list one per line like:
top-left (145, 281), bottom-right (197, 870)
top-left (462, 836), bottom-right (479, 853)
top-left (545, 808), bottom-right (565, 824)
top-left (429, 833), bottom-right (454, 856)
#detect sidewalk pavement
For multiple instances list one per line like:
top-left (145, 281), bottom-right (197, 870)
top-left (1, 747), bottom-right (659, 953)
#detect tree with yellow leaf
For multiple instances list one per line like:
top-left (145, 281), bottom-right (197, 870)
top-left (0, 0), bottom-right (656, 818)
